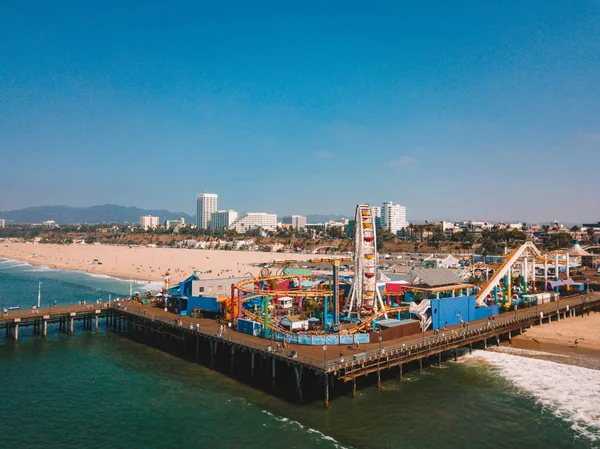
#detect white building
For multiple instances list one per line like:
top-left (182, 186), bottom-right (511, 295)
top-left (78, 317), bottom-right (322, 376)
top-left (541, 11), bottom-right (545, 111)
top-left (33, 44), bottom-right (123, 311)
top-left (382, 202), bottom-right (407, 235)
top-left (211, 210), bottom-right (238, 230)
top-left (165, 217), bottom-right (185, 229)
top-left (371, 206), bottom-right (381, 218)
top-left (140, 215), bottom-right (160, 230)
top-left (196, 193), bottom-right (218, 229)
top-left (281, 215), bottom-right (307, 229)
top-left (229, 213), bottom-right (277, 234)
top-left (0, 219), bottom-right (5, 228)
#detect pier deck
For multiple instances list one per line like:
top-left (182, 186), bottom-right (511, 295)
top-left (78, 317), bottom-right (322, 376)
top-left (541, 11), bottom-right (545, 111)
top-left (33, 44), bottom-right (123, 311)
top-left (2, 293), bottom-right (599, 407)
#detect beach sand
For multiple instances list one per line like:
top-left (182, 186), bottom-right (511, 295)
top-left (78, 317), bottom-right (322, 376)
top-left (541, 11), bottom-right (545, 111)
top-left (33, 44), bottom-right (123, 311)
top-left (0, 242), bottom-right (322, 282)
top-left (511, 310), bottom-right (600, 356)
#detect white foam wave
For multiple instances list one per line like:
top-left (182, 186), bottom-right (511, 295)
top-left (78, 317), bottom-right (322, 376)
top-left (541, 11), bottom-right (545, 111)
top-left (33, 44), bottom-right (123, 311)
top-left (490, 346), bottom-right (570, 358)
top-left (0, 258), bottom-right (32, 268)
top-left (73, 271), bottom-right (163, 290)
top-left (261, 410), bottom-right (349, 448)
top-left (22, 266), bottom-right (52, 273)
top-left (467, 350), bottom-right (600, 442)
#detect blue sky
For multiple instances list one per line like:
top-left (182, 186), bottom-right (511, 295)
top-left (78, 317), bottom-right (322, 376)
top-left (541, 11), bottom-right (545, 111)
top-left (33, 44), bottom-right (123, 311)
top-left (1, 1), bottom-right (599, 222)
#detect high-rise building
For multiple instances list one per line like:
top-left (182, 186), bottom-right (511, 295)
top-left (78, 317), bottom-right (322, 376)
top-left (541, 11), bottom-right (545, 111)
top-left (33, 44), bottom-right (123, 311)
top-left (382, 202), bottom-right (407, 235)
top-left (281, 215), bottom-right (307, 229)
top-left (210, 210), bottom-right (238, 230)
top-left (196, 193), bottom-right (218, 229)
top-left (371, 206), bottom-right (384, 230)
top-left (0, 219), bottom-right (5, 228)
top-left (140, 215), bottom-right (160, 230)
top-left (229, 213), bottom-right (277, 234)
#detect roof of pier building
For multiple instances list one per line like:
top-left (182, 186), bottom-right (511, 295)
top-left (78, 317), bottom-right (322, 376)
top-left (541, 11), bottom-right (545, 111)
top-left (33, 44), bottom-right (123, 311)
top-left (410, 268), bottom-right (463, 288)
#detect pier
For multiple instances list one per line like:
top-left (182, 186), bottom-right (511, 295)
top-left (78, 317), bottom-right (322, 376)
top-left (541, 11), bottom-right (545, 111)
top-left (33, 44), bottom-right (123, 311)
top-left (0, 303), bottom-right (109, 340)
top-left (3, 293), bottom-right (597, 408)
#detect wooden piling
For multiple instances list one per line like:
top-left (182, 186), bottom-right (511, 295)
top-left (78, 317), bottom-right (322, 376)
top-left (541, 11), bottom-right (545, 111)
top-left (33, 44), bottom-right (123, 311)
top-left (324, 374), bottom-right (329, 409)
top-left (293, 366), bottom-right (303, 401)
top-left (271, 357), bottom-right (276, 389)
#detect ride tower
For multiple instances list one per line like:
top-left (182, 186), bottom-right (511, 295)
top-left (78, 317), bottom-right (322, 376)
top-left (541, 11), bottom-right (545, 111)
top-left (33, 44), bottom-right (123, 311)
top-left (346, 204), bottom-right (383, 317)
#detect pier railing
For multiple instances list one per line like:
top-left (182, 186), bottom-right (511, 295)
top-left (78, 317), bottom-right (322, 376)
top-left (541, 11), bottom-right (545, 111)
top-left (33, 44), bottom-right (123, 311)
top-left (113, 305), bottom-right (331, 369)
top-left (111, 294), bottom-right (599, 372)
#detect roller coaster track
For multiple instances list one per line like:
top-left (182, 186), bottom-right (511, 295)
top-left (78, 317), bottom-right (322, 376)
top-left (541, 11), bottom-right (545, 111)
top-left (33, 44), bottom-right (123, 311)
top-left (475, 242), bottom-right (541, 306)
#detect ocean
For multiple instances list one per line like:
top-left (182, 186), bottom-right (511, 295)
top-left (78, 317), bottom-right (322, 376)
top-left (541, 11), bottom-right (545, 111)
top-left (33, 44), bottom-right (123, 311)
top-left (0, 257), bottom-right (598, 448)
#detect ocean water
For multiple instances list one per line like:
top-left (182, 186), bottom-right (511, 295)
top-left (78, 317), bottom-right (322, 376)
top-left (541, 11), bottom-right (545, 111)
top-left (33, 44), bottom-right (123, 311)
top-left (0, 258), bottom-right (599, 448)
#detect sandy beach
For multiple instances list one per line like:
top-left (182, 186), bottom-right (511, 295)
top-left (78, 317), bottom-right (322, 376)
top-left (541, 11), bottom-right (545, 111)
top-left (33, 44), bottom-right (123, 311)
top-left (0, 242), bottom-right (319, 283)
top-left (511, 310), bottom-right (600, 356)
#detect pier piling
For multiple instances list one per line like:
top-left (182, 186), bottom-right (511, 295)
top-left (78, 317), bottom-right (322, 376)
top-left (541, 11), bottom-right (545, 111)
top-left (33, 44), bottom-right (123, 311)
top-left (271, 357), bottom-right (276, 389)
top-left (294, 366), bottom-right (303, 401)
top-left (324, 374), bottom-right (329, 409)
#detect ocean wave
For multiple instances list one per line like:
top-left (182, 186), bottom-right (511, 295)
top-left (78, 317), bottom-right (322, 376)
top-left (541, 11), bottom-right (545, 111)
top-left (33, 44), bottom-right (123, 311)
top-left (261, 410), bottom-right (349, 448)
top-left (466, 350), bottom-right (600, 442)
top-left (0, 258), bottom-right (32, 268)
top-left (22, 266), bottom-right (52, 273)
top-left (489, 346), bottom-right (570, 358)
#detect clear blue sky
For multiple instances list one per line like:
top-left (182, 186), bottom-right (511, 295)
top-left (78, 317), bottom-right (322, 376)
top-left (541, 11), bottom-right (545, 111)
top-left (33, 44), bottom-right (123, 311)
top-left (1, 1), bottom-right (599, 223)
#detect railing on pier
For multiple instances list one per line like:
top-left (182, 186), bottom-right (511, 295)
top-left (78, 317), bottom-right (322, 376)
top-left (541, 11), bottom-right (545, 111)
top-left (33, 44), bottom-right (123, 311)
top-left (113, 305), bottom-right (330, 370)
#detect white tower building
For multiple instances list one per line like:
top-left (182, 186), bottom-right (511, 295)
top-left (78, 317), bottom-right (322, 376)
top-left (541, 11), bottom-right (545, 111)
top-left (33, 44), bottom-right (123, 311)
top-left (382, 201), bottom-right (407, 235)
top-left (196, 193), bottom-right (218, 229)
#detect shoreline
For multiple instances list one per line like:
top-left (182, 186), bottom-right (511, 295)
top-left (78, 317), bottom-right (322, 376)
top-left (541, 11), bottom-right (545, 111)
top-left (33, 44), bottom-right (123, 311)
top-left (0, 242), bottom-right (319, 282)
top-left (508, 311), bottom-right (600, 358)
top-left (0, 254), bottom-right (159, 283)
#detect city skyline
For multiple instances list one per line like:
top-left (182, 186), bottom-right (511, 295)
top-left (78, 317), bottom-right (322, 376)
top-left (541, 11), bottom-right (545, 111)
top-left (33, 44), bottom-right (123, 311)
top-left (1, 2), bottom-right (599, 222)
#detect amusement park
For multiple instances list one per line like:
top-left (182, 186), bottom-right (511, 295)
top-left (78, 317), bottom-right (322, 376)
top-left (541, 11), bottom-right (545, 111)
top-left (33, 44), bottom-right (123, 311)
top-left (155, 204), bottom-right (593, 348)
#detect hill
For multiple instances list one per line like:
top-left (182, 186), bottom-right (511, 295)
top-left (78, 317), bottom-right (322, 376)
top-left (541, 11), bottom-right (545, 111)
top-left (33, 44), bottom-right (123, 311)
top-left (0, 205), bottom-right (194, 225)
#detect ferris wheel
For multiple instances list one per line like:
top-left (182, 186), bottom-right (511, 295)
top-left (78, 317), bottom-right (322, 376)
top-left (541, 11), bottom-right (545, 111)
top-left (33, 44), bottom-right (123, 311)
top-left (347, 204), bottom-right (383, 317)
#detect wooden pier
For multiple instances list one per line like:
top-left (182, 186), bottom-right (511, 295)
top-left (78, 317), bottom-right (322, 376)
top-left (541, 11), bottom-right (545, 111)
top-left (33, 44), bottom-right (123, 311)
top-left (0, 303), bottom-right (109, 340)
top-left (1, 293), bottom-right (599, 407)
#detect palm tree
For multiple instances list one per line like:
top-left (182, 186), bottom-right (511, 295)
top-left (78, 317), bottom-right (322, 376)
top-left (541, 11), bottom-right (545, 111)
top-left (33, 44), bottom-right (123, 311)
top-left (587, 227), bottom-right (596, 244)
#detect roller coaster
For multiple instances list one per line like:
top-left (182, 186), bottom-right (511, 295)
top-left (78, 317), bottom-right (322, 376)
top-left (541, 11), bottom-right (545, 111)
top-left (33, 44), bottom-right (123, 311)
top-left (232, 204), bottom-right (393, 335)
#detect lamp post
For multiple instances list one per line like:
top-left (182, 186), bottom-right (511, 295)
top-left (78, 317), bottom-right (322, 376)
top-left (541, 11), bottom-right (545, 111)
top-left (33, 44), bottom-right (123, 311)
top-left (378, 335), bottom-right (383, 354)
top-left (323, 345), bottom-right (327, 368)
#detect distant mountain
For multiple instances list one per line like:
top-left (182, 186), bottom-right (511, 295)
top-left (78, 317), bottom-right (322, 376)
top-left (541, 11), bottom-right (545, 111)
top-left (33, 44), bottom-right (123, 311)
top-left (0, 205), bottom-right (194, 225)
top-left (306, 214), bottom-right (351, 224)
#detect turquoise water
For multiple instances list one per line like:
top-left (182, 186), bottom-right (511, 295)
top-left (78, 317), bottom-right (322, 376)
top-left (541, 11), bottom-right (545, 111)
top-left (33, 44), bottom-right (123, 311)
top-left (0, 258), bottom-right (598, 448)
